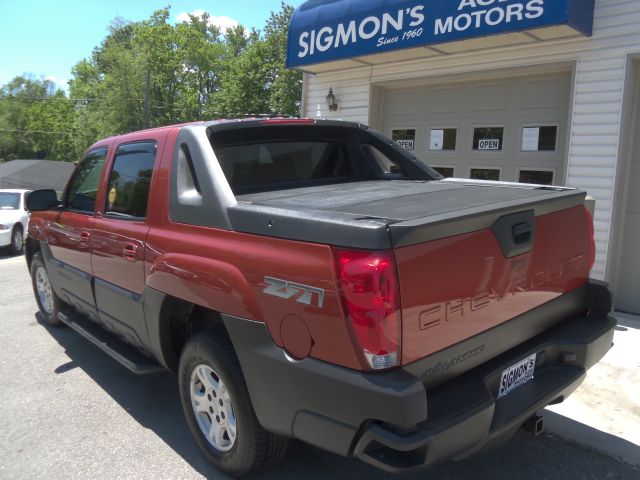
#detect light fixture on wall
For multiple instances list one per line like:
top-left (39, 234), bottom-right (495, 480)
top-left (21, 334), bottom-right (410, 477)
top-left (326, 87), bottom-right (339, 112)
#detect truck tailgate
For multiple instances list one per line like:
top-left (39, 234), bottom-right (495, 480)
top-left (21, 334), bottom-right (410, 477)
top-left (394, 200), bottom-right (594, 365)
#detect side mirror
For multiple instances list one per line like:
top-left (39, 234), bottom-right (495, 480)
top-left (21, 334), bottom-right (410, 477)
top-left (26, 190), bottom-right (60, 212)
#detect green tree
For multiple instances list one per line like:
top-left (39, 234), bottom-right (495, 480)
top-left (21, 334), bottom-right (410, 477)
top-left (215, 38), bottom-right (271, 116)
top-left (0, 3), bottom-right (302, 162)
top-left (0, 76), bottom-right (77, 161)
top-left (263, 2), bottom-right (303, 116)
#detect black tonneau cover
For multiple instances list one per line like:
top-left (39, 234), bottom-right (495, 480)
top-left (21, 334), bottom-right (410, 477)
top-left (227, 180), bottom-right (586, 249)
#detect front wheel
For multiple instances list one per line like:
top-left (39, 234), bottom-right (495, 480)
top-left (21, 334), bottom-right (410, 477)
top-left (30, 252), bottom-right (62, 326)
top-left (178, 332), bottom-right (288, 477)
top-left (9, 225), bottom-right (24, 255)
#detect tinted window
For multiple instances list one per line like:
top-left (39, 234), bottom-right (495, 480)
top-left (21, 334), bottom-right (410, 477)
top-left (0, 192), bottom-right (20, 210)
top-left (214, 142), bottom-right (350, 193)
top-left (105, 142), bottom-right (156, 219)
top-left (66, 148), bottom-right (108, 213)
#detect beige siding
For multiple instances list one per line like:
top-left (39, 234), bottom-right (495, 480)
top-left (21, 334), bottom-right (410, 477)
top-left (303, 0), bottom-right (640, 280)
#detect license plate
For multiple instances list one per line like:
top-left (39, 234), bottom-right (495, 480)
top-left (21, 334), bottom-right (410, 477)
top-left (498, 353), bottom-right (537, 399)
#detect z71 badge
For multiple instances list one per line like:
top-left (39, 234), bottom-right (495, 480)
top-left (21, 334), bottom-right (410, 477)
top-left (263, 276), bottom-right (325, 308)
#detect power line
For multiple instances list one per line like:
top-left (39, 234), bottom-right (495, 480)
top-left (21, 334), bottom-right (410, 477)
top-left (0, 96), bottom-right (145, 103)
top-left (0, 97), bottom-right (289, 117)
top-left (0, 113), bottom-right (291, 137)
top-left (0, 96), bottom-right (225, 115)
top-left (0, 128), bottom-right (92, 136)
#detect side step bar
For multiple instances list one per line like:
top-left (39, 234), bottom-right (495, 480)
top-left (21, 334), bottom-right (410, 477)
top-left (58, 311), bottom-right (165, 375)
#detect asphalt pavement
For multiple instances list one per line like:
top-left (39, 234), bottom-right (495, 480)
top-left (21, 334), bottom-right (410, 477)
top-left (1, 252), bottom-right (638, 480)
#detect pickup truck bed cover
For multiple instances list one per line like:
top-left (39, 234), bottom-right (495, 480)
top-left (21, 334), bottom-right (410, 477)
top-left (232, 179), bottom-right (584, 249)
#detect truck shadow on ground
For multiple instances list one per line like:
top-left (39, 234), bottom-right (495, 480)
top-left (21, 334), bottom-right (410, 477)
top-left (37, 313), bottom-right (639, 480)
top-left (0, 250), bottom-right (23, 260)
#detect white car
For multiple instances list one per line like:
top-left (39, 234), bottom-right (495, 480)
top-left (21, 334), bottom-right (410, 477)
top-left (0, 189), bottom-right (30, 255)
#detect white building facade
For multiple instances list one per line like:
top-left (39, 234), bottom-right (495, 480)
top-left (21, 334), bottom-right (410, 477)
top-left (288, 0), bottom-right (640, 314)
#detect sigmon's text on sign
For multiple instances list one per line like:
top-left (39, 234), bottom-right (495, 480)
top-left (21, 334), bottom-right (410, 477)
top-left (287, 0), bottom-right (595, 68)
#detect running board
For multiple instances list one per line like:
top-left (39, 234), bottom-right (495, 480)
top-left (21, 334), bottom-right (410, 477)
top-left (58, 311), bottom-right (165, 375)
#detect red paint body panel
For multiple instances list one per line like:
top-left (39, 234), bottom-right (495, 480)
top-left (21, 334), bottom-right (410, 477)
top-left (92, 219), bottom-right (150, 295)
top-left (47, 211), bottom-right (95, 274)
top-left (145, 225), bottom-right (362, 369)
top-left (395, 206), bottom-right (592, 365)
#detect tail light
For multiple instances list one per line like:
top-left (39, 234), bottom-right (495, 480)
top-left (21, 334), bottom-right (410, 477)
top-left (583, 206), bottom-right (596, 271)
top-left (333, 249), bottom-right (401, 370)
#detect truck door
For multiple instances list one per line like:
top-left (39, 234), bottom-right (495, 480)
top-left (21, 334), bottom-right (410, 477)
top-left (91, 141), bottom-right (158, 350)
top-left (46, 147), bottom-right (108, 321)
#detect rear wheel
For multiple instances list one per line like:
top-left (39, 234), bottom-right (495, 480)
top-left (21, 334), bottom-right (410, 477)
top-left (9, 224), bottom-right (24, 255)
top-left (178, 332), bottom-right (288, 477)
top-left (30, 252), bottom-right (62, 326)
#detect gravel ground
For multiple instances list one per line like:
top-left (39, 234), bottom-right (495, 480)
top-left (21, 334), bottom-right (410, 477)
top-left (1, 252), bottom-right (639, 480)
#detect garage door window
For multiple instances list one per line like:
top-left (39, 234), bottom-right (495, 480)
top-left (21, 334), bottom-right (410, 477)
top-left (522, 126), bottom-right (558, 151)
top-left (473, 127), bottom-right (504, 151)
top-left (518, 169), bottom-right (554, 185)
top-left (470, 168), bottom-right (501, 181)
top-left (392, 129), bottom-right (416, 150)
top-left (429, 128), bottom-right (457, 151)
top-left (433, 166), bottom-right (455, 178)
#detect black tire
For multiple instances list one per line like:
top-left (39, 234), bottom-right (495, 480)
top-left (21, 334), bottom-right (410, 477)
top-left (8, 224), bottom-right (24, 255)
top-left (30, 252), bottom-right (62, 326)
top-left (178, 332), bottom-right (289, 477)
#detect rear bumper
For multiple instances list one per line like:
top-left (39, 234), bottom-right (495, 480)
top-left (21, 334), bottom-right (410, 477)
top-left (352, 311), bottom-right (614, 472)
top-left (223, 281), bottom-right (615, 473)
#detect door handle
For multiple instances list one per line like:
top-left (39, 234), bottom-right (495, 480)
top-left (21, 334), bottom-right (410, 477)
top-left (123, 243), bottom-right (138, 262)
top-left (79, 231), bottom-right (91, 243)
top-left (512, 222), bottom-right (533, 244)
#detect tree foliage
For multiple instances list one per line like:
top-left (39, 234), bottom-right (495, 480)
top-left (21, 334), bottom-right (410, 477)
top-left (0, 2), bottom-right (301, 162)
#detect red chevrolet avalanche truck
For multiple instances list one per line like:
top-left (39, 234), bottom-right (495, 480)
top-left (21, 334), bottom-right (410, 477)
top-left (25, 119), bottom-right (615, 477)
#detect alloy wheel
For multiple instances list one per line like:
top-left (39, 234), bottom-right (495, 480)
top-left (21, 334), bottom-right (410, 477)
top-left (35, 266), bottom-right (54, 315)
top-left (190, 364), bottom-right (238, 452)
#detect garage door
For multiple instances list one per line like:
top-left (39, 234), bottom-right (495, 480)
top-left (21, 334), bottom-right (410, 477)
top-left (381, 72), bottom-right (572, 185)
top-left (616, 74), bottom-right (640, 314)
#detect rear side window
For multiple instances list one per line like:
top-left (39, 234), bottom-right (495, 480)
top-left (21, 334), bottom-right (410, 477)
top-left (362, 144), bottom-right (403, 176)
top-left (0, 192), bottom-right (20, 210)
top-left (105, 142), bottom-right (156, 219)
top-left (214, 142), bottom-right (350, 193)
top-left (65, 148), bottom-right (108, 213)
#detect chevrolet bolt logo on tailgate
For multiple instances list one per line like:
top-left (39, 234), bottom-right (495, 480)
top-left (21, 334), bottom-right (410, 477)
top-left (263, 277), bottom-right (325, 308)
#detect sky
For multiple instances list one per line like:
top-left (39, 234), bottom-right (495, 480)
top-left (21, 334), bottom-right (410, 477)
top-left (0, 0), bottom-right (306, 91)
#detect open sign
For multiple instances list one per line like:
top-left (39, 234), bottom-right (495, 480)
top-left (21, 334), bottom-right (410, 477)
top-left (396, 139), bottom-right (415, 150)
top-left (478, 139), bottom-right (500, 150)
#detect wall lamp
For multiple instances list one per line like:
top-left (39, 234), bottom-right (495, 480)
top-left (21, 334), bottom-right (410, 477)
top-left (326, 87), bottom-right (339, 112)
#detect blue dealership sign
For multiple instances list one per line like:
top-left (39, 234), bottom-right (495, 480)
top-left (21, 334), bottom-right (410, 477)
top-left (287, 0), bottom-right (595, 69)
